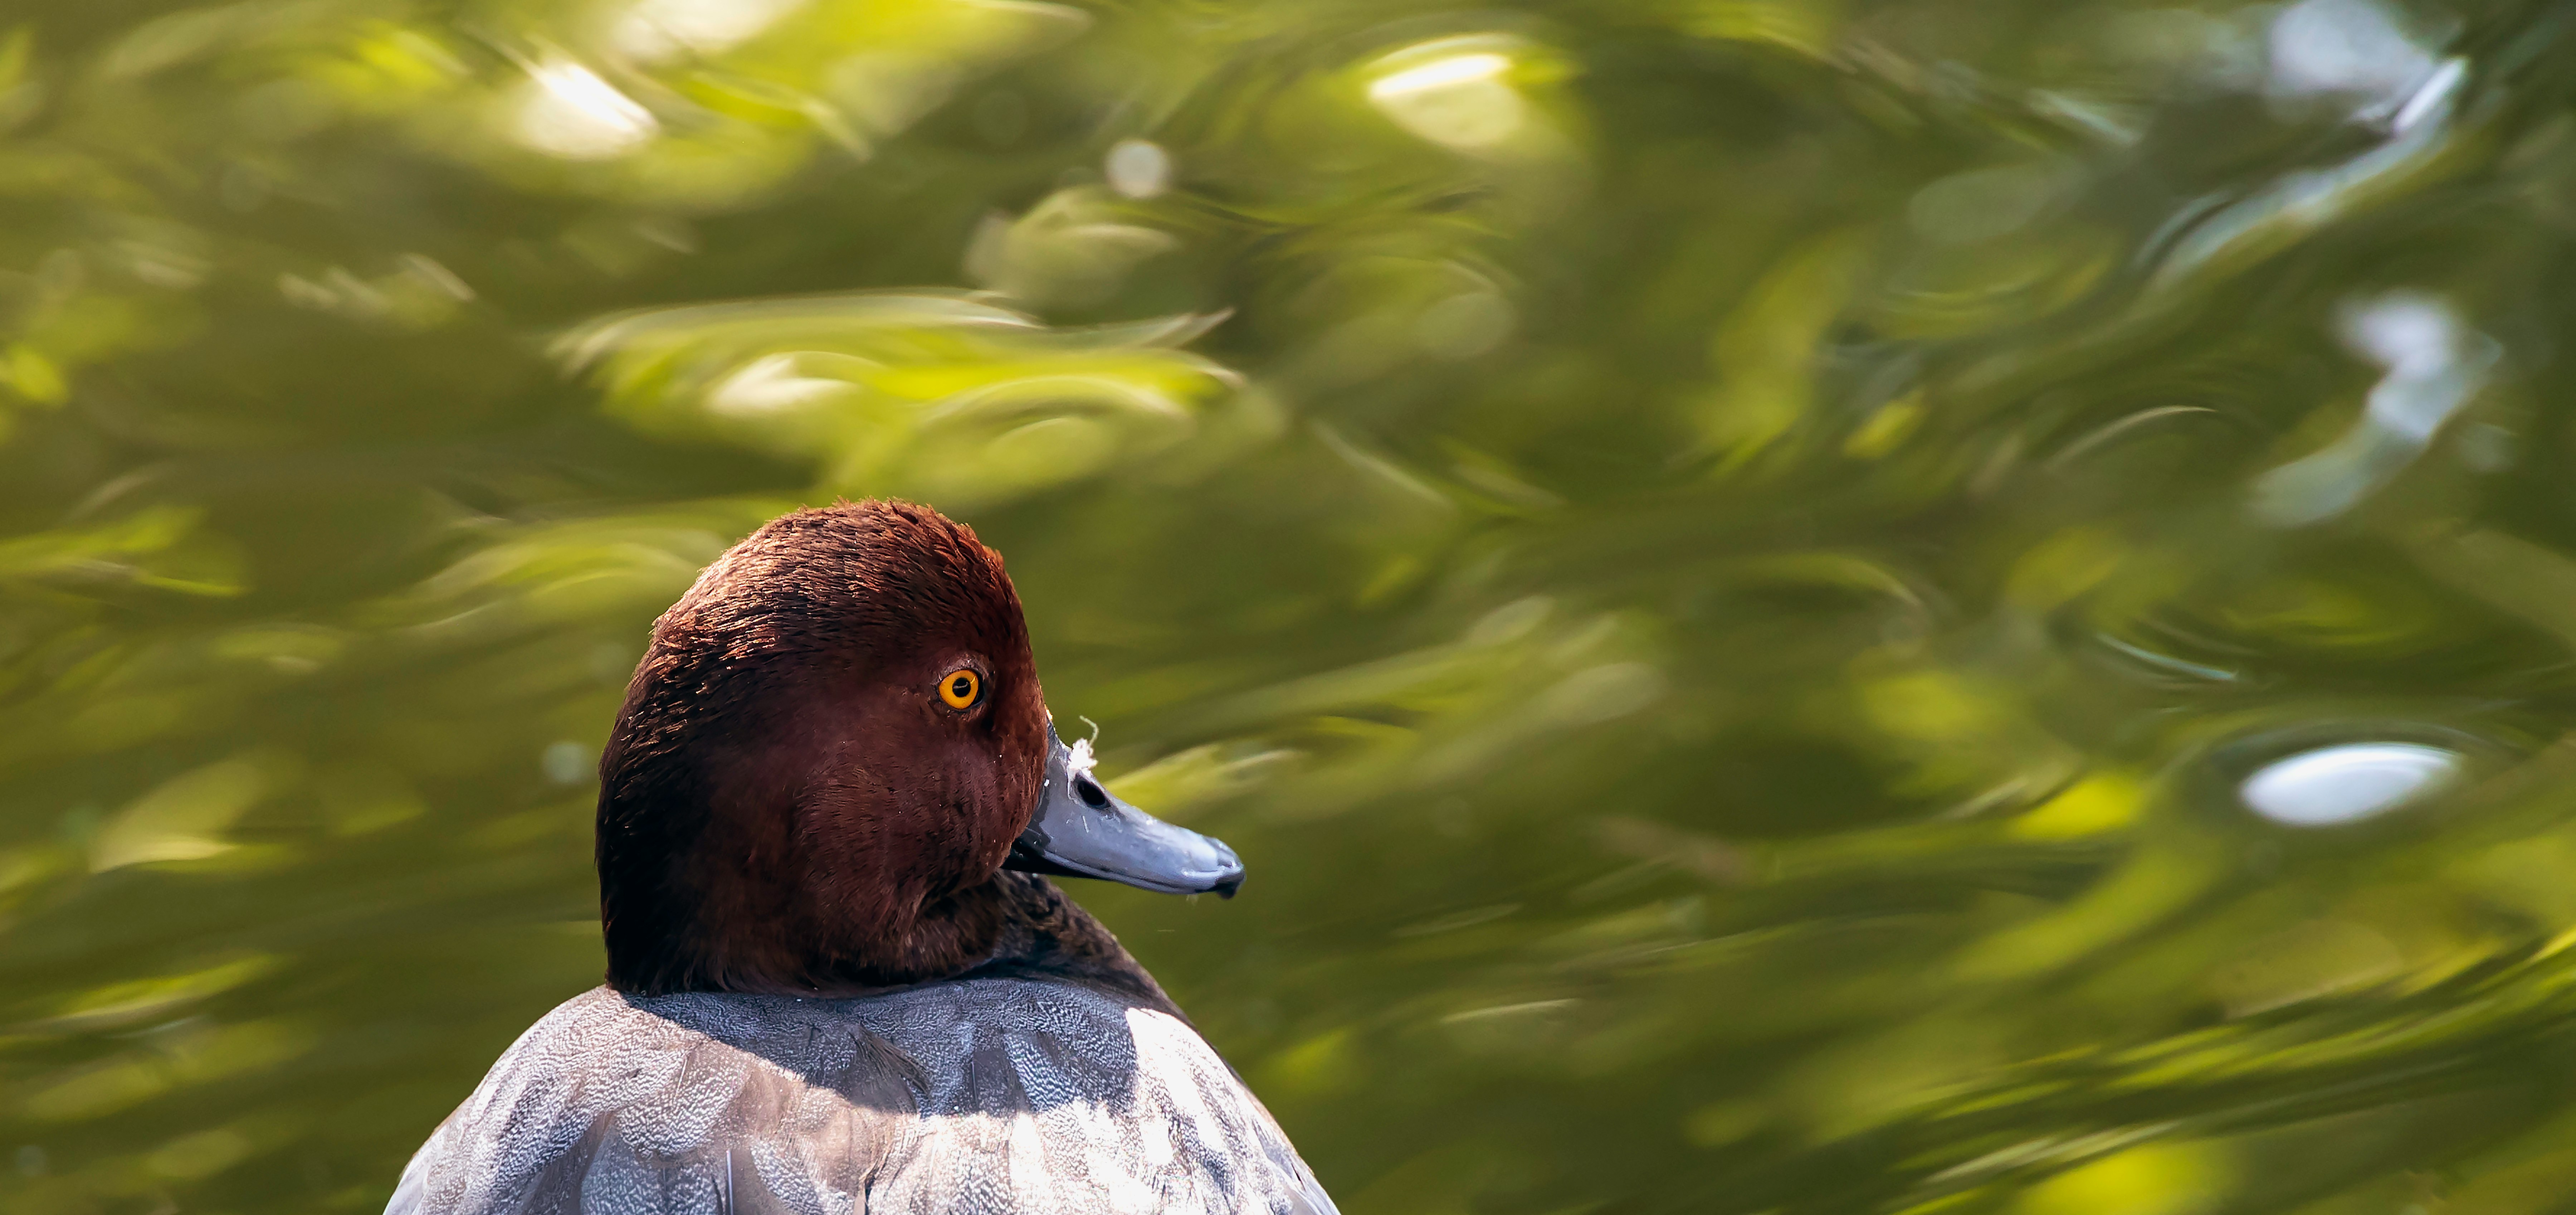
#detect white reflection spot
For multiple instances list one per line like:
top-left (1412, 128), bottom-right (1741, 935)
top-left (1369, 53), bottom-right (1510, 99)
top-left (1106, 138), bottom-right (1172, 199)
top-left (1367, 48), bottom-right (1525, 150)
top-left (708, 353), bottom-right (853, 415)
top-left (2239, 742), bottom-right (2459, 826)
top-left (516, 59), bottom-right (658, 160)
top-left (614, 0), bottom-right (807, 60)
top-left (542, 741), bottom-right (596, 786)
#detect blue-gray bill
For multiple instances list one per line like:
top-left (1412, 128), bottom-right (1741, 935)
top-left (1005, 724), bottom-right (1245, 898)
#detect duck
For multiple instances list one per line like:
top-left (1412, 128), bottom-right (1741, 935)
top-left (387, 500), bottom-right (1337, 1215)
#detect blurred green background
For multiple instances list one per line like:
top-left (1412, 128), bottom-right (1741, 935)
top-left (8, 0), bottom-right (2576, 1211)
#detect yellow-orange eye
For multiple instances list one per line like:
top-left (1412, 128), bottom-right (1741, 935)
top-left (938, 669), bottom-right (982, 709)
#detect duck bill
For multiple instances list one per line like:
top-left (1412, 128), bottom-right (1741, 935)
top-left (1004, 725), bottom-right (1245, 898)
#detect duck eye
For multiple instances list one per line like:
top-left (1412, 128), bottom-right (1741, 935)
top-left (938, 669), bottom-right (982, 710)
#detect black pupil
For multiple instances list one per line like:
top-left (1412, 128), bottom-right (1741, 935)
top-left (950, 675), bottom-right (972, 699)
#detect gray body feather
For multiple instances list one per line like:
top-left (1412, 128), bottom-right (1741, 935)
top-left (387, 982), bottom-right (1335, 1215)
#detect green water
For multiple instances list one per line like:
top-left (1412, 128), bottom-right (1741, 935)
top-left (6, 0), bottom-right (2576, 1211)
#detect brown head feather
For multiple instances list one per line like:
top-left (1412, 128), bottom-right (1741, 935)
top-left (596, 500), bottom-right (1050, 995)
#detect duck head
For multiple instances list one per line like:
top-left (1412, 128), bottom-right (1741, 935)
top-left (596, 500), bottom-right (1241, 996)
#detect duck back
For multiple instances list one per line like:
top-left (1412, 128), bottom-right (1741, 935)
top-left (386, 981), bottom-right (1335, 1215)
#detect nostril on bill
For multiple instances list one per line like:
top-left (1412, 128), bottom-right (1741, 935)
top-left (1075, 775), bottom-right (1111, 810)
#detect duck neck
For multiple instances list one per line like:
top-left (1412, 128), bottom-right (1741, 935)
top-left (605, 849), bottom-right (1179, 1018)
top-left (963, 872), bottom-right (1185, 1020)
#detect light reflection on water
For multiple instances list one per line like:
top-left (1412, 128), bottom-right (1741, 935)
top-left (2238, 740), bottom-right (2460, 825)
top-left (6, 0), bottom-right (2576, 1212)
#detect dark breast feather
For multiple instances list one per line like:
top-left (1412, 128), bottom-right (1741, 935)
top-left (386, 981), bottom-right (1336, 1215)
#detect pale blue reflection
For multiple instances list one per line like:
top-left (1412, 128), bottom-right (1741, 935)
top-left (2238, 741), bottom-right (2460, 826)
top-left (2266, 0), bottom-right (2443, 119)
top-left (2251, 292), bottom-right (2496, 526)
top-left (2149, 0), bottom-right (2466, 291)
